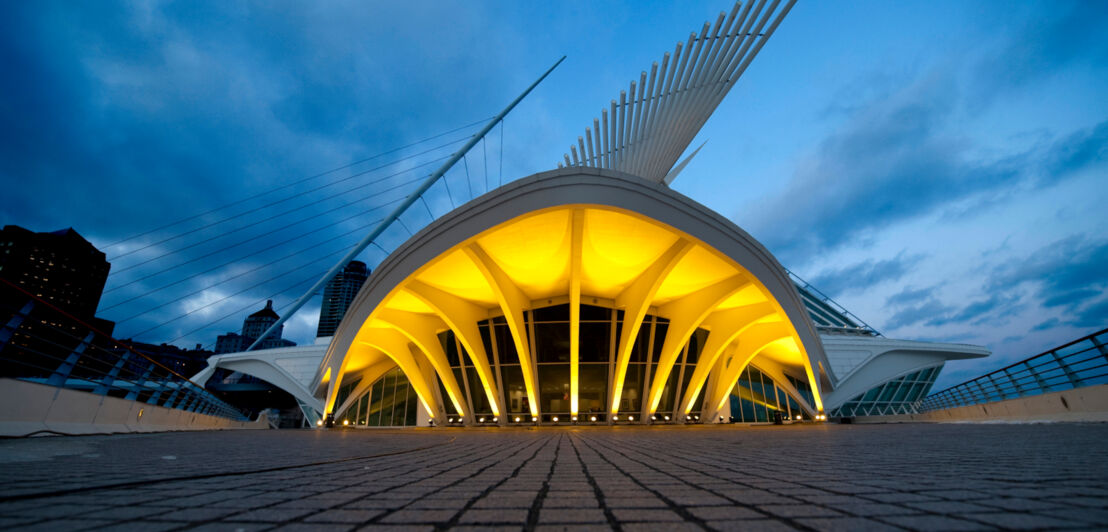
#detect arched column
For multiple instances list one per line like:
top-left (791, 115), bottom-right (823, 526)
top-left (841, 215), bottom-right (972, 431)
top-left (464, 245), bottom-right (539, 417)
top-left (678, 302), bottom-right (776, 416)
top-left (361, 328), bottom-right (440, 420)
top-left (646, 275), bottom-right (750, 414)
top-left (332, 359), bottom-right (395, 420)
top-left (609, 238), bottom-right (694, 413)
top-left (374, 309), bottom-right (468, 418)
top-left (406, 281), bottom-right (502, 416)
top-left (705, 323), bottom-right (791, 420)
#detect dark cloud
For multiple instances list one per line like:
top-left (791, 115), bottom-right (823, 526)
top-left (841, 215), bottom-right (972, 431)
top-left (969, 1), bottom-right (1108, 109)
top-left (740, 0), bottom-right (1108, 268)
top-left (884, 299), bottom-right (955, 331)
top-left (885, 285), bottom-right (935, 308)
top-left (0, 1), bottom-right (522, 348)
top-left (1040, 120), bottom-right (1108, 183)
top-left (809, 251), bottom-right (923, 298)
top-left (987, 236), bottom-right (1108, 328)
top-left (1032, 318), bottom-right (1060, 332)
top-left (926, 294), bottom-right (1023, 328)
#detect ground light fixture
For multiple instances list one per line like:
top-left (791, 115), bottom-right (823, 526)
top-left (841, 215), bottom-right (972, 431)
top-left (343, 419), bottom-right (349, 426)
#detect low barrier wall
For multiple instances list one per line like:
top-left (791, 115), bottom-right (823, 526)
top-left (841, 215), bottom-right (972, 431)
top-left (855, 384), bottom-right (1108, 423)
top-left (0, 378), bottom-right (268, 437)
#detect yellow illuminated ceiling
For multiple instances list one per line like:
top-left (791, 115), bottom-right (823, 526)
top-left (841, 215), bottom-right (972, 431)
top-left (368, 205), bottom-right (781, 327)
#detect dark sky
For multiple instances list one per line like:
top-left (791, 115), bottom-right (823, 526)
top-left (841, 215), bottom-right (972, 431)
top-left (1, 1), bottom-right (1105, 389)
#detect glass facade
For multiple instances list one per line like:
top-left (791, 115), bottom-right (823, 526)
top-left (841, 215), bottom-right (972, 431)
top-left (830, 366), bottom-right (941, 417)
top-left (335, 302), bottom-right (821, 425)
top-left (425, 303), bottom-right (718, 423)
top-left (728, 365), bottom-right (810, 422)
top-left (336, 367), bottom-right (419, 427)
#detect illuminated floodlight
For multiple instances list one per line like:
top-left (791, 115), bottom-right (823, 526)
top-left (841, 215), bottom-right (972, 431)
top-left (514, 416), bottom-right (521, 422)
top-left (628, 416), bottom-right (634, 422)
top-left (590, 416), bottom-right (597, 422)
top-left (553, 416), bottom-right (559, 422)
top-left (532, 416), bottom-right (538, 422)
top-left (479, 417), bottom-right (486, 423)
top-left (316, 420), bottom-right (323, 426)
top-left (343, 419), bottom-right (349, 426)
top-left (613, 415), bottom-right (619, 421)
top-left (664, 415), bottom-right (670, 421)
top-left (493, 417), bottom-right (499, 422)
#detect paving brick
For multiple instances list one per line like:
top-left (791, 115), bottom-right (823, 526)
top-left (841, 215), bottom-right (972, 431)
top-left (795, 516), bottom-right (904, 531)
top-left (957, 511), bottom-right (1085, 529)
top-left (456, 508), bottom-right (529, 524)
top-left (687, 506), bottom-right (763, 520)
top-left (878, 514), bottom-right (994, 530)
top-left (611, 508), bottom-right (685, 522)
top-left (538, 508), bottom-right (609, 524)
top-left (378, 509), bottom-right (456, 524)
top-left (0, 424), bottom-right (1103, 531)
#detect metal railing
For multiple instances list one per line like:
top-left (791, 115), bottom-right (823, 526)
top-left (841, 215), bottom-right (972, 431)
top-left (919, 328), bottom-right (1108, 412)
top-left (786, 269), bottom-right (881, 336)
top-left (1, 279), bottom-right (248, 421)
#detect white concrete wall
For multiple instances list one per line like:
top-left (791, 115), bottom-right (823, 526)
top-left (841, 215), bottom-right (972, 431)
top-left (0, 378), bottom-right (268, 437)
top-left (855, 384), bottom-right (1108, 423)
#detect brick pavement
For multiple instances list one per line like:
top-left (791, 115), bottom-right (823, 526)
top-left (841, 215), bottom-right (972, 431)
top-left (1, 423), bottom-right (1106, 531)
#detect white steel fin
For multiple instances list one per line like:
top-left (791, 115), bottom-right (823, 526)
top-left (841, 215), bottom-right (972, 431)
top-left (558, 0), bottom-right (794, 183)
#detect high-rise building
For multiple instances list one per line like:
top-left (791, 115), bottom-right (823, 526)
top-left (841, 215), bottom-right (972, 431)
top-left (316, 261), bottom-right (369, 338)
top-left (0, 225), bottom-right (116, 378)
top-left (0, 225), bottom-right (111, 323)
top-left (214, 300), bottom-right (295, 354)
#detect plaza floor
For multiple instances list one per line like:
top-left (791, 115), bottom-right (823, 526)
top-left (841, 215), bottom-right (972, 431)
top-left (0, 423), bottom-right (1106, 531)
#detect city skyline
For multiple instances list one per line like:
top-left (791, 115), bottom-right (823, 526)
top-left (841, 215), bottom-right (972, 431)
top-left (1, 1), bottom-right (1105, 391)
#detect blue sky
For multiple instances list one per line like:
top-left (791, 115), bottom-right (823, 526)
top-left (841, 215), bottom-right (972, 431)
top-left (1, 1), bottom-right (1105, 390)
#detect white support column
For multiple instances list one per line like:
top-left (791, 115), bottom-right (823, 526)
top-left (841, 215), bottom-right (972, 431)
top-left (375, 309), bottom-right (469, 418)
top-left (361, 328), bottom-right (441, 420)
top-left (749, 356), bottom-right (818, 418)
top-left (705, 323), bottom-right (791, 420)
top-left (646, 275), bottom-right (750, 414)
top-left (332, 359), bottom-right (395, 420)
top-left (463, 245), bottom-right (538, 417)
top-left (609, 239), bottom-right (694, 413)
top-left (678, 302), bottom-right (775, 416)
top-left (406, 281), bottom-right (503, 416)
top-left (569, 209), bottom-right (584, 417)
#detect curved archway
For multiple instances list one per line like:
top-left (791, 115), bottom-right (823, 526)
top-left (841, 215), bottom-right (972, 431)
top-left (321, 168), bottom-right (828, 425)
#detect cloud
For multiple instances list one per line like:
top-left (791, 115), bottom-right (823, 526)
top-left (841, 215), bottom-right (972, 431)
top-left (809, 251), bottom-right (924, 298)
top-left (987, 236), bottom-right (1108, 327)
top-left (969, 2), bottom-right (1108, 108)
top-left (1032, 318), bottom-right (1060, 332)
top-left (885, 285), bottom-right (935, 308)
top-left (926, 294), bottom-right (1023, 327)
top-left (884, 299), bottom-right (955, 331)
top-left (739, 1), bottom-right (1108, 268)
